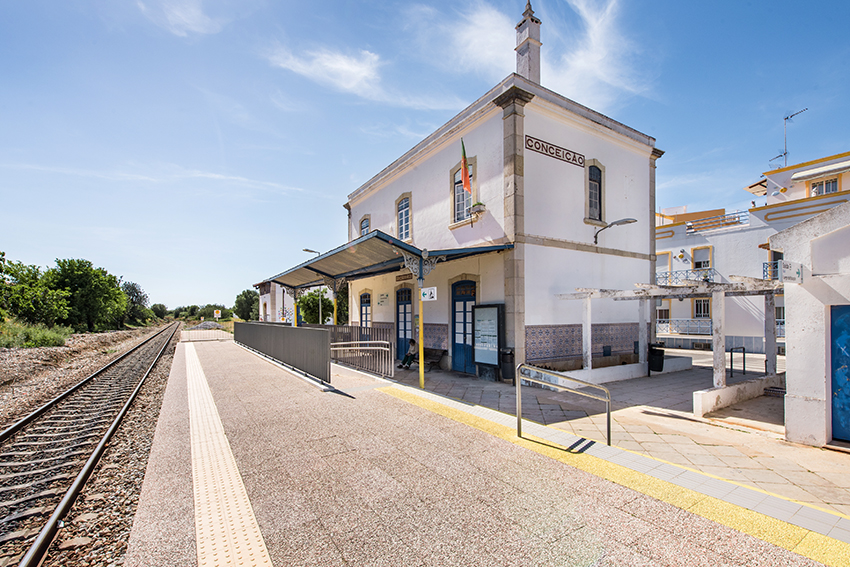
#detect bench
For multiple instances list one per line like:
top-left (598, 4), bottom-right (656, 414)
top-left (413, 348), bottom-right (446, 372)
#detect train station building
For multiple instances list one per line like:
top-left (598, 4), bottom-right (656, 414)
top-left (257, 2), bottom-right (663, 381)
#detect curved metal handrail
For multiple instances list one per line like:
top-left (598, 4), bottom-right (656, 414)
top-left (515, 364), bottom-right (611, 446)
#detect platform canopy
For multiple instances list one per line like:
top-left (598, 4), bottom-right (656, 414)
top-left (260, 230), bottom-right (513, 290)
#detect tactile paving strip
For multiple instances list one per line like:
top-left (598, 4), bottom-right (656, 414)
top-left (185, 343), bottom-right (273, 567)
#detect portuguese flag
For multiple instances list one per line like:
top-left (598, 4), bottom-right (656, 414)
top-left (461, 138), bottom-right (472, 194)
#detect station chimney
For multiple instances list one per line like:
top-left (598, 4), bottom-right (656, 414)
top-left (516, 1), bottom-right (542, 84)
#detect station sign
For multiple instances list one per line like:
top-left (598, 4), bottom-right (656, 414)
top-left (780, 260), bottom-right (803, 284)
top-left (420, 287), bottom-right (437, 301)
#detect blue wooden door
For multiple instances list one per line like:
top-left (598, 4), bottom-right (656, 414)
top-left (396, 288), bottom-right (412, 360)
top-left (832, 305), bottom-right (850, 442)
top-left (452, 281), bottom-right (476, 374)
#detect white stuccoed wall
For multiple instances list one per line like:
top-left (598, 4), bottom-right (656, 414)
top-left (347, 110), bottom-right (505, 251)
top-left (771, 202), bottom-right (850, 446)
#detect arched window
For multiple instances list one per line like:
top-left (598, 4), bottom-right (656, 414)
top-left (360, 217), bottom-right (370, 236)
top-left (359, 293), bottom-right (371, 327)
top-left (397, 197), bottom-right (410, 240)
top-left (588, 165), bottom-right (602, 221)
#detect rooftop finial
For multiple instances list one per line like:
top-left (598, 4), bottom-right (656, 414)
top-left (516, 0), bottom-right (542, 83)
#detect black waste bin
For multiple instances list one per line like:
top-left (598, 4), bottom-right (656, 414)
top-left (648, 344), bottom-right (664, 373)
top-left (500, 348), bottom-right (515, 384)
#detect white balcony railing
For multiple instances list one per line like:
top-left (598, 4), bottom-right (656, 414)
top-left (656, 318), bottom-right (713, 335)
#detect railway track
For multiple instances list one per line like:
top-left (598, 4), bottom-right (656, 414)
top-left (0, 322), bottom-right (179, 567)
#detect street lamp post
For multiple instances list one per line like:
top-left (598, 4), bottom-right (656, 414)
top-left (303, 248), bottom-right (322, 324)
top-left (593, 218), bottom-right (637, 245)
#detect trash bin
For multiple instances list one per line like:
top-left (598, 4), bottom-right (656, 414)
top-left (648, 344), bottom-right (664, 373)
top-left (500, 348), bottom-right (515, 384)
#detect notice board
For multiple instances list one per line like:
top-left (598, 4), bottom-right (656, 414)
top-left (472, 304), bottom-right (504, 367)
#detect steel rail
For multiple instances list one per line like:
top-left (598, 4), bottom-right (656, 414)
top-left (17, 321), bottom-right (179, 567)
top-left (0, 323), bottom-right (176, 445)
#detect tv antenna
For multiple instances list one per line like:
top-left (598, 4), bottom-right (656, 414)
top-left (770, 108), bottom-right (807, 167)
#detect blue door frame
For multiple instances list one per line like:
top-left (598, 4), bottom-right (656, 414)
top-left (451, 281), bottom-right (476, 374)
top-left (396, 288), bottom-right (412, 360)
top-left (832, 305), bottom-right (850, 442)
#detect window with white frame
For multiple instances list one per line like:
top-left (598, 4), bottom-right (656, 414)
top-left (694, 298), bottom-right (710, 318)
top-left (693, 248), bottom-right (711, 269)
top-left (775, 306), bottom-right (785, 321)
top-left (453, 165), bottom-right (473, 223)
top-left (585, 161), bottom-right (605, 223)
top-left (360, 217), bottom-right (370, 236)
top-left (397, 197), bottom-right (410, 240)
top-left (811, 178), bottom-right (838, 197)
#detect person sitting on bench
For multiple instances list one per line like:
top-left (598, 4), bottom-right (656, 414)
top-left (398, 339), bottom-right (416, 369)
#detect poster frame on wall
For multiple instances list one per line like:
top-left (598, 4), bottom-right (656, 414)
top-left (472, 303), bottom-right (504, 368)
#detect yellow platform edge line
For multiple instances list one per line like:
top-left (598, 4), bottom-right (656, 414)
top-left (378, 386), bottom-right (850, 567)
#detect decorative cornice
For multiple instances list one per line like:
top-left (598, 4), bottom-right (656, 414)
top-left (651, 148), bottom-right (665, 160)
top-left (493, 86), bottom-right (535, 109)
top-left (282, 285), bottom-right (304, 300)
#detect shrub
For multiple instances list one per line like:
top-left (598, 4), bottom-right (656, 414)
top-left (0, 319), bottom-right (74, 348)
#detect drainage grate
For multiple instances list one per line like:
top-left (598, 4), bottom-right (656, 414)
top-left (764, 386), bottom-right (786, 398)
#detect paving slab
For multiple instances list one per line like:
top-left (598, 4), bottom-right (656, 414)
top-left (127, 341), bottom-right (850, 566)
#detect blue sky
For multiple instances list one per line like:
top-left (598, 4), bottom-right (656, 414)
top-left (2, 0), bottom-right (849, 309)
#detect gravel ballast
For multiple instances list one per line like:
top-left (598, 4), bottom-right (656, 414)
top-left (0, 326), bottom-right (177, 567)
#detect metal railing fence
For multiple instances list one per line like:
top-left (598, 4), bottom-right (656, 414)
top-left (655, 268), bottom-right (719, 285)
top-left (306, 324), bottom-right (396, 377)
top-left (516, 364), bottom-right (611, 446)
top-left (234, 321), bottom-right (330, 383)
top-left (685, 210), bottom-right (749, 233)
top-left (763, 261), bottom-right (780, 280)
top-left (729, 346), bottom-right (746, 377)
top-left (330, 340), bottom-right (395, 378)
top-left (656, 318), bottom-right (713, 335)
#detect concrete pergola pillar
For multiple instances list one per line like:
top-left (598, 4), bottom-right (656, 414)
top-left (764, 293), bottom-right (777, 376)
top-left (582, 296), bottom-right (592, 370)
top-left (638, 298), bottom-right (648, 364)
top-left (712, 290), bottom-right (726, 388)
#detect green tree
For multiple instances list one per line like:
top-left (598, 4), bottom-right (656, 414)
top-left (296, 289), bottom-right (334, 324)
top-left (45, 259), bottom-right (127, 332)
top-left (0, 258), bottom-right (69, 326)
top-left (151, 303), bottom-right (168, 318)
top-left (187, 305), bottom-right (199, 317)
top-left (198, 304), bottom-right (232, 320)
top-left (122, 281), bottom-right (150, 324)
top-left (233, 289), bottom-right (259, 320)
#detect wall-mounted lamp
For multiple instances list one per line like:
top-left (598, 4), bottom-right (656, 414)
top-left (593, 218), bottom-right (637, 245)
top-left (677, 249), bottom-right (686, 259)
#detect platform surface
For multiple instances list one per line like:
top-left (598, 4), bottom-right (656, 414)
top-left (125, 341), bottom-right (849, 566)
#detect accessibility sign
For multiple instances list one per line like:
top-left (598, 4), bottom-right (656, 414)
top-left (420, 287), bottom-right (437, 301)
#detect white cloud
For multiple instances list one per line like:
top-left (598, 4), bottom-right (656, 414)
top-left (265, 44), bottom-right (464, 111)
top-left (268, 46), bottom-right (382, 94)
top-left (0, 162), bottom-right (302, 195)
top-left (543, 0), bottom-right (653, 111)
top-left (401, 2), bottom-right (514, 81)
top-left (137, 0), bottom-right (224, 37)
top-left (402, 0), bottom-right (652, 112)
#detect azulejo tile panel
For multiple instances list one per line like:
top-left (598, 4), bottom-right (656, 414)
top-left (423, 324), bottom-right (448, 350)
top-left (525, 323), bottom-right (644, 362)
